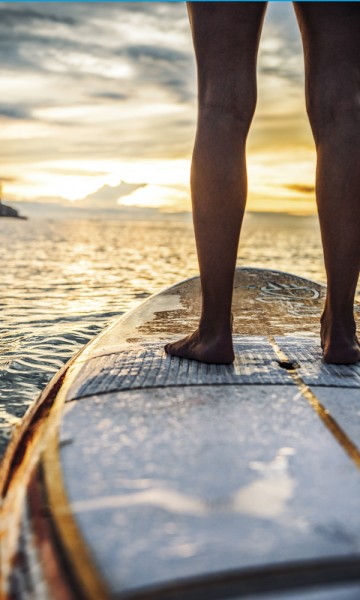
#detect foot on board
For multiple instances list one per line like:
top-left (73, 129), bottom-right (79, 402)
top-left (320, 309), bottom-right (360, 364)
top-left (165, 326), bottom-right (235, 365)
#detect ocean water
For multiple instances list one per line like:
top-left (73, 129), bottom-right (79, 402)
top-left (1, 212), bottom-right (358, 461)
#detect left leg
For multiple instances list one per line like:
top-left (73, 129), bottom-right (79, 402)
top-left (165, 2), bottom-right (267, 364)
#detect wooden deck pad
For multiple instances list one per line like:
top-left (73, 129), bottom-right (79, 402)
top-left (66, 336), bottom-right (360, 402)
top-left (275, 337), bottom-right (360, 388)
top-left (67, 337), bottom-right (291, 400)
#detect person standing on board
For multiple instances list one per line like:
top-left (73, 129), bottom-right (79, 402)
top-left (165, 2), bottom-right (360, 365)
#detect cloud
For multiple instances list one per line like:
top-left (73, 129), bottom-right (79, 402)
top-left (0, 104), bottom-right (32, 120)
top-left (75, 180), bottom-right (146, 209)
top-left (259, 3), bottom-right (304, 86)
top-left (286, 184), bottom-right (315, 194)
top-left (0, 2), bottom-right (195, 157)
top-left (90, 92), bottom-right (129, 102)
top-left (0, 2), bottom-right (314, 214)
top-left (0, 3), bottom-right (191, 79)
top-left (0, 5), bottom-right (76, 27)
top-left (120, 44), bottom-right (193, 102)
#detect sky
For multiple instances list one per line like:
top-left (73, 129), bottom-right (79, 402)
top-left (0, 2), bottom-right (317, 217)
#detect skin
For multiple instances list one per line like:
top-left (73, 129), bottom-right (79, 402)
top-left (165, 1), bottom-right (360, 365)
top-left (294, 3), bottom-right (360, 363)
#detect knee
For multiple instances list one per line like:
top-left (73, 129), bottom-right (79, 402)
top-left (306, 80), bottom-right (360, 143)
top-left (198, 84), bottom-right (257, 136)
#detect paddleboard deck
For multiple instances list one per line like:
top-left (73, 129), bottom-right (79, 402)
top-left (1, 268), bottom-right (360, 600)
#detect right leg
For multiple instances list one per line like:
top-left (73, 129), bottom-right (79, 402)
top-left (165, 2), bottom-right (267, 364)
top-left (294, 3), bottom-right (360, 364)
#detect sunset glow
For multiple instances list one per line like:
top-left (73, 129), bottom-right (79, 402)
top-left (0, 2), bottom-right (317, 216)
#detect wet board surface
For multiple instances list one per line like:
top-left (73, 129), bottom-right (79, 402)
top-left (44, 269), bottom-right (360, 598)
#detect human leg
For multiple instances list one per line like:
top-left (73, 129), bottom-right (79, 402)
top-left (165, 2), bottom-right (267, 364)
top-left (294, 2), bottom-right (360, 363)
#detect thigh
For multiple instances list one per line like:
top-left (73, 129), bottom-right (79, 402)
top-left (293, 2), bottom-right (360, 55)
top-left (293, 3), bottom-right (360, 114)
top-left (187, 2), bottom-right (267, 107)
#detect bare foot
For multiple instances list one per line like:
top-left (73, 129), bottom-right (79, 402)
top-left (320, 307), bottom-right (360, 364)
top-left (164, 319), bottom-right (234, 365)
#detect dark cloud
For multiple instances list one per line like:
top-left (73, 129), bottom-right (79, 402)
top-left (0, 4), bottom-right (81, 71)
top-left (124, 45), bottom-right (187, 65)
top-left (91, 92), bottom-right (129, 101)
top-left (260, 64), bottom-right (303, 86)
top-left (286, 184), bottom-right (315, 194)
top-left (0, 32), bottom-right (106, 72)
top-left (0, 2), bottom-right (193, 103)
top-left (0, 5), bottom-right (76, 27)
top-left (0, 176), bottom-right (17, 182)
top-left (121, 44), bottom-right (194, 102)
top-left (0, 105), bottom-right (31, 120)
top-left (259, 3), bottom-right (304, 85)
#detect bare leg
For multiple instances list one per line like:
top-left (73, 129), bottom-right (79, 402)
top-left (165, 2), bottom-right (267, 364)
top-left (294, 3), bottom-right (360, 364)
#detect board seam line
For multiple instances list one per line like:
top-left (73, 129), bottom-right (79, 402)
top-left (268, 336), bottom-right (360, 470)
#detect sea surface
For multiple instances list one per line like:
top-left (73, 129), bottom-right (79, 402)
top-left (1, 213), bottom-right (359, 461)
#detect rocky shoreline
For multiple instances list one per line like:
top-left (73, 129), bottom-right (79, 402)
top-left (0, 201), bottom-right (27, 219)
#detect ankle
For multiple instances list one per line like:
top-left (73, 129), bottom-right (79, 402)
top-left (322, 302), bottom-right (355, 324)
top-left (199, 316), bottom-right (232, 338)
top-left (321, 316), bottom-right (356, 343)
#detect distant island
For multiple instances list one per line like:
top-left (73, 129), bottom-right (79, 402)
top-left (0, 182), bottom-right (27, 219)
top-left (0, 200), bottom-right (27, 220)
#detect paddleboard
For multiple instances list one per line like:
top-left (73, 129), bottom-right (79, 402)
top-left (1, 267), bottom-right (360, 600)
